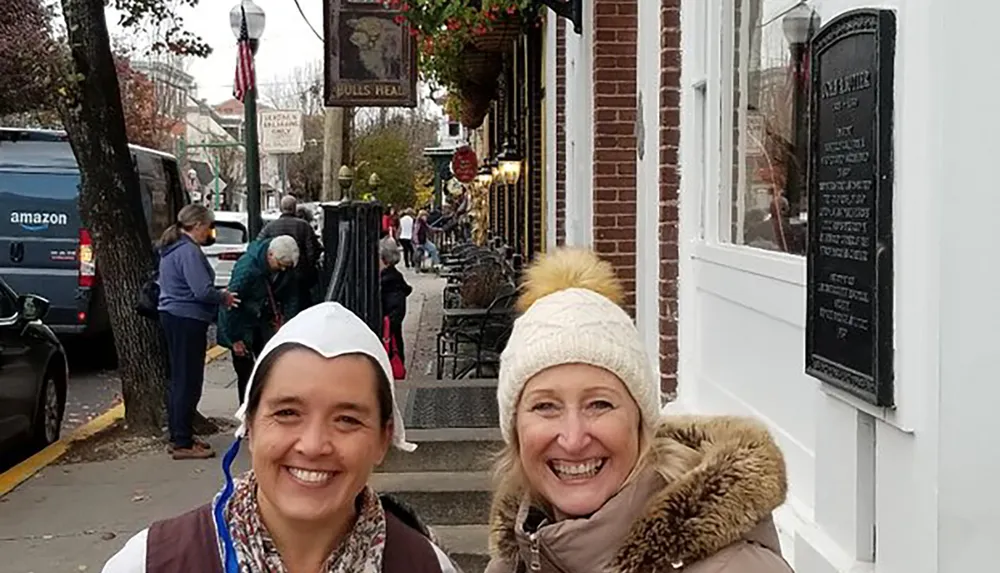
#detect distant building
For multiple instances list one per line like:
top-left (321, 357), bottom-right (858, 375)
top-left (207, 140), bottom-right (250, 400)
top-left (132, 59), bottom-right (196, 121)
top-left (438, 115), bottom-right (465, 149)
top-left (133, 58), bottom-right (196, 153)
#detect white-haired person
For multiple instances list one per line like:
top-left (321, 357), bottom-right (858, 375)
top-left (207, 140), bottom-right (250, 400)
top-left (485, 248), bottom-right (792, 573)
top-left (217, 235), bottom-right (301, 405)
top-left (379, 237), bottom-right (412, 375)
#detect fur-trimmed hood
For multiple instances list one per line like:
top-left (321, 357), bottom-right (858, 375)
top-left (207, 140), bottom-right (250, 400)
top-left (487, 416), bottom-right (790, 573)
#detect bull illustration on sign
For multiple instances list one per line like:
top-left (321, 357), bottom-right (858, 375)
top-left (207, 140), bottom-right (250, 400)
top-left (324, 0), bottom-right (417, 107)
top-left (342, 16), bottom-right (401, 80)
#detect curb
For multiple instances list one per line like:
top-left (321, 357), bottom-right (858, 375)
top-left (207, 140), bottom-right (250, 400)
top-left (0, 345), bottom-right (230, 498)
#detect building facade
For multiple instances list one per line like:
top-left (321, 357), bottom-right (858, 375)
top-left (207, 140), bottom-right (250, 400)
top-left (518, 0), bottom-right (1000, 572)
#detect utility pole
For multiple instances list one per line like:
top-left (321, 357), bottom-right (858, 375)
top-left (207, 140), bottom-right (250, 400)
top-left (321, 106), bottom-right (354, 202)
top-left (321, 107), bottom-right (343, 201)
top-left (342, 106), bottom-right (354, 169)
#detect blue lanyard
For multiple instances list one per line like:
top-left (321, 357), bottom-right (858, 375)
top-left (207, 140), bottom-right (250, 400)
top-left (212, 439), bottom-right (243, 573)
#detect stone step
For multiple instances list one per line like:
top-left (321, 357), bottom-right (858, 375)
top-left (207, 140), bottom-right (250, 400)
top-left (433, 525), bottom-right (491, 573)
top-left (378, 428), bottom-right (504, 473)
top-left (372, 471), bottom-right (492, 526)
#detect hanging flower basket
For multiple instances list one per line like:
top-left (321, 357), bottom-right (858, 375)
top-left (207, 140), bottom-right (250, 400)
top-left (458, 81), bottom-right (494, 129)
top-left (469, 15), bottom-right (523, 53)
top-left (460, 47), bottom-right (503, 86)
top-left (459, 97), bottom-right (491, 129)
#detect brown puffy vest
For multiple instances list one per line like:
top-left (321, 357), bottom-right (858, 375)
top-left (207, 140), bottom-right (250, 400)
top-left (145, 504), bottom-right (445, 573)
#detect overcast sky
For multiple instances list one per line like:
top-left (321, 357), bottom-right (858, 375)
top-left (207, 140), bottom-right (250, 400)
top-left (111, 0), bottom-right (327, 105)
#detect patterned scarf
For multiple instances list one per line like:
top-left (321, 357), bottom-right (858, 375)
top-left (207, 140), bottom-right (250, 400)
top-left (222, 472), bottom-right (387, 573)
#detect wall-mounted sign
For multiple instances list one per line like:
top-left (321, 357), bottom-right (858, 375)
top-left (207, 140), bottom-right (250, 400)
top-left (324, 0), bottom-right (418, 108)
top-left (451, 146), bottom-right (478, 184)
top-left (805, 9), bottom-right (896, 408)
top-left (259, 110), bottom-right (304, 155)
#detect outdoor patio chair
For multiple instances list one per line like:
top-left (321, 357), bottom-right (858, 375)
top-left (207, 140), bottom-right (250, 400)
top-left (435, 283), bottom-right (517, 379)
top-left (459, 290), bottom-right (518, 379)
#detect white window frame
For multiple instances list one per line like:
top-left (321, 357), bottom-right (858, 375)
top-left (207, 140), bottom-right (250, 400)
top-left (693, 0), bottom-right (806, 287)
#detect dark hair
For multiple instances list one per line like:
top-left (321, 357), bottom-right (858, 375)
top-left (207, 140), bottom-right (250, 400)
top-left (159, 204), bottom-right (213, 247)
top-left (246, 342), bottom-right (393, 429)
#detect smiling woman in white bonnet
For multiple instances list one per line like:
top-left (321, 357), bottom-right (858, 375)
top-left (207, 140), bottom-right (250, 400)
top-left (103, 302), bottom-right (459, 573)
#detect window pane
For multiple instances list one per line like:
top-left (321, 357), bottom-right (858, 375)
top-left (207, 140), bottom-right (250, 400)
top-left (214, 222), bottom-right (247, 244)
top-left (728, 0), bottom-right (809, 255)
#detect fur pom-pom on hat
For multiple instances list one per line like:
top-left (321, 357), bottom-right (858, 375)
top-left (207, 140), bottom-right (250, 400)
top-left (515, 248), bottom-right (625, 312)
top-left (498, 248), bottom-right (660, 444)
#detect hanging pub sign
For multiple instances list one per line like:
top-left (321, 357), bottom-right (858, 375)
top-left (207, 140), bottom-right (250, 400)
top-left (323, 0), bottom-right (418, 107)
top-left (805, 9), bottom-right (896, 408)
top-left (451, 146), bottom-right (478, 184)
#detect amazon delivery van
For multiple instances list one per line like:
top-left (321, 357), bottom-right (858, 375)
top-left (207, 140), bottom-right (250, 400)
top-left (0, 128), bottom-right (189, 344)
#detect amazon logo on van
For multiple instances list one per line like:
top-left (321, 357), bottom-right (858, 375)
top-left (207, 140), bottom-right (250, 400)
top-left (9, 211), bottom-right (70, 232)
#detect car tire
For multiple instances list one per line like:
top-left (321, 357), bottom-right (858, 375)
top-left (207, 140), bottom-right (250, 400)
top-left (31, 372), bottom-right (64, 449)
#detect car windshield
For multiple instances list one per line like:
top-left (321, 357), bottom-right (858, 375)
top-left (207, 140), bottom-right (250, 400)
top-left (213, 221), bottom-right (247, 244)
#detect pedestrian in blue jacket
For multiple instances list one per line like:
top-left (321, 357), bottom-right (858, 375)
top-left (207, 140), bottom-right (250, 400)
top-left (157, 204), bottom-right (239, 460)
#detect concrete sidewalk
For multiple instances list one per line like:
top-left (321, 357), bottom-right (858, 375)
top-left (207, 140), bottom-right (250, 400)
top-left (0, 269), bottom-right (445, 573)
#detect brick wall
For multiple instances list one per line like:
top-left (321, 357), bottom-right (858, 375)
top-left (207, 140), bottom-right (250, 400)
top-left (555, 18), bottom-right (567, 246)
top-left (592, 0), bottom-right (639, 315)
top-left (659, 0), bottom-right (681, 397)
top-left (530, 29), bottom-right (544, 257)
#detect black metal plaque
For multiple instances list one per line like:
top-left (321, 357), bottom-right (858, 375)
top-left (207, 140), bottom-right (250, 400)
top-left (323, 0), bottom-right (418, 107)
top-left (805, 9), bottom-right (895, 407)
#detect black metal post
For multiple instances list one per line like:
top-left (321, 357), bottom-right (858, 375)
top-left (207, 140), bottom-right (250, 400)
top-left (788, 42), bottom-right (807, 217)
top-left (244, 85), bottom-right (262, 239)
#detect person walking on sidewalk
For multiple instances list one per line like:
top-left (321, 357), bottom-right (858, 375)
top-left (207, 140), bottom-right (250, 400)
top-left (217, 235), bottom-right (301, 405)
top-left (258, 194), bottom-right (323, 308)
top-left (379, 237), bottom-right (412, 371)
top-left (398, 208), bottom-right (415, 268)
top-left (102, 303), bottom-right (460, 573)
top-left (485, 248), bottom-right (792, 573)
top-left (157, 205), bottom-right (239, 461)
top-left (413, 210), bottom-right (440, 271)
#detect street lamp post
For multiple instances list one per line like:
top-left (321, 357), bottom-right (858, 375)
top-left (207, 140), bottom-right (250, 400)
top-left (230, 0), bottom-right (266, 238)
top-left (782, 2), bottom-right (820, 218)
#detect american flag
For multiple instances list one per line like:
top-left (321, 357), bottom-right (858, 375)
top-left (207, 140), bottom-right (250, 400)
top-left (233, 5), bottom-right (255, 102)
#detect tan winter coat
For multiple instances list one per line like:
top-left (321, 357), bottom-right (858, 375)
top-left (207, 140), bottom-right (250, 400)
top-left (484, 416), bottom-right (793, 573)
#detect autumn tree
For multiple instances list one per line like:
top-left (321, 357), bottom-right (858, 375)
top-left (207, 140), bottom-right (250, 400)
top-left (287, 115), bottom-right (324, 201)
top-left (0, 0), bottom-right (209, 432)
top-left (0, 0), bottom-right (58, 116)
top-left (117, 57), bottom-right (171, 150)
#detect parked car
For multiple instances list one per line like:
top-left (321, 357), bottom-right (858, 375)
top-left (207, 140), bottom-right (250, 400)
top-left (0, 277), bottom-right (68, 454)
top-left (203, 210), bottom-right (249, 288)
top-left (0, 128), bottom-right (190, 349)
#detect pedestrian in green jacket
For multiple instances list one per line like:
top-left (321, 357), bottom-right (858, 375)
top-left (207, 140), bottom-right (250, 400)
top-left (217, 235), bottom-right (301, 403)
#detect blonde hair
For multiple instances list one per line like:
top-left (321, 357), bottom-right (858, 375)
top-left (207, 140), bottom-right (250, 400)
top-left (159, 204), bottom-right (213, 247)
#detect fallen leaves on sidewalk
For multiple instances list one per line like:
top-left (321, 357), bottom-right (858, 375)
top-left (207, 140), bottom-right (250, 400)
top-left (57, 416), bottom-right (237, 465)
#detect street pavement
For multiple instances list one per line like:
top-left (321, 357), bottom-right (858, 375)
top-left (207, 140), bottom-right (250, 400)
top-left (0, 268), bottom-right (443, 573)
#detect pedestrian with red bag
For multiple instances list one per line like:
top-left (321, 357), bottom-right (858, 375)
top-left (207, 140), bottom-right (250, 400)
top-left (379, 237), bottom-right (411, 379)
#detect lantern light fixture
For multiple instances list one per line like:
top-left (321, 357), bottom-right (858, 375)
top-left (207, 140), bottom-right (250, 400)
top-left (782, 2), bottom-right (820, 46)
top-left (476, 164), bottom-right (494, 187)
top-left (497, 143), bottom-right (522, 186)
top-left (229, 0), bottom-right (266, 52)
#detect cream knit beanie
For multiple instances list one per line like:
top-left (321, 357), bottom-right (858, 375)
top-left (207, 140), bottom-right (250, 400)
top-left (497, 249), bottom-right (660, 443)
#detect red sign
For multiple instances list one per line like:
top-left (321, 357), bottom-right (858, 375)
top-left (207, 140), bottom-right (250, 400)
top-left (451, 146), bottom-right (478, 184)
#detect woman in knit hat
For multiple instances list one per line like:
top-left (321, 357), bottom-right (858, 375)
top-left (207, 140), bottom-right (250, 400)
top-left (103, 302), bottom-right (459, 573)
top-left (486, 249), bottom-right (792, 573)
